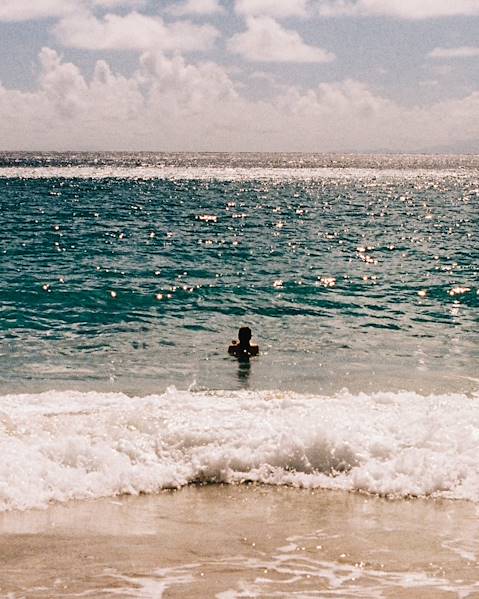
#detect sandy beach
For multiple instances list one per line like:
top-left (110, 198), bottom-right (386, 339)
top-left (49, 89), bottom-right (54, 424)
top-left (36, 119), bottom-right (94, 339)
top-left (1, 485), bottom-right (479, 598)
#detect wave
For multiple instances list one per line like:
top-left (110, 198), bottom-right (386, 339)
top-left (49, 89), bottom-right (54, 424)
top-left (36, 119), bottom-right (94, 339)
top-left (1, 387), bottom-right (478, 511)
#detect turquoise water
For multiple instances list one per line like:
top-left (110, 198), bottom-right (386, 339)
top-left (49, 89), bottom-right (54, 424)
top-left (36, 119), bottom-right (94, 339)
top-left (0, 153), bottom-right (478, 395)
top-left (1, 153), bottom-right (479, 512)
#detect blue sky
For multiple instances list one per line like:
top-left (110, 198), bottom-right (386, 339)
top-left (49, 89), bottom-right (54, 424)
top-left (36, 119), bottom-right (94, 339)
top-left (0, 0), bottom-right (478, 151)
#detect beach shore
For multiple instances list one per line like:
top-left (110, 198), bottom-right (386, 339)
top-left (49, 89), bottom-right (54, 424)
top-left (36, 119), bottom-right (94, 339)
top-left (1, 485), bottom-right (479, 598)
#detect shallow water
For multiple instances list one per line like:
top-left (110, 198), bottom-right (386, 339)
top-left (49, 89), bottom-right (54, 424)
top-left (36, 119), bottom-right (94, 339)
top-left (2, 487), bottom-right (479, 598)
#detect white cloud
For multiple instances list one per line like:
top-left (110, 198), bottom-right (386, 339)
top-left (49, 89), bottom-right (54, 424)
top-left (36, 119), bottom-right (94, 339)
top-left (317, 0), bottom-right (479, 19)
top-left (228, 17), bottom-right (335, 63)
top-left (1, 47), bottom-right (479, 152)
top-left (38, 47), bottom-right (88, 117)
top-left (429, 46), bottom-right (479, 59)
top-left (138, 51), bottom-right (238, 108)
top-left (235, 0), bottom-right (309, 18)
top-left (249, 70), bottom-right (278, 84)
top-left (0, 0), bottom-right (76, 21)
top-left (3, 47), bottom-right (237, 148)
top-left (94, 0), bottom-right (143, 5)
top-left (167, 0), bottom-right (224, 17)
top-left (0, 0), bottom-right (142, 21)
top-left (53, 11), bottom-right (219, 52)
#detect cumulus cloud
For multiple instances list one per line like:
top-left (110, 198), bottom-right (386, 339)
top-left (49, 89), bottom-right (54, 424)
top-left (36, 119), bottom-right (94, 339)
top-left (167, 0), bottom-right (224, 17)
top-left (138, 51), bottom-right (238, 109)
top-left (38, 47), bottom-right (89, 117)
top-left (235, 0), bottom-right (309, 18)
top-left (228, 17), bottom-right (335, 63)
top-left (0, 0), bottom-right (76, 21)
top-left (429, 46), bottom-right (479, 59)
top-left (1, 47), bottom-right (479, 152)
top-left (0, 0), bottom-right (142, 21)
top-left (53, 11), bottom-right (219, 52)
top-left (0, 47), bottom-right (240, 149)
top-left (317, 0), bottom-right (479, 19)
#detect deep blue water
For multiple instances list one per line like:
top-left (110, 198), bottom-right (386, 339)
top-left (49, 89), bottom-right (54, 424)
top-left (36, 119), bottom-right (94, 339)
top-left (0, 153), bottom-right (478, 394)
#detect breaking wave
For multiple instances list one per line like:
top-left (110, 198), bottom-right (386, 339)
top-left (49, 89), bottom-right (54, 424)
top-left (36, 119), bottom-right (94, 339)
top-left (1, 387), bottom-right (479, 511)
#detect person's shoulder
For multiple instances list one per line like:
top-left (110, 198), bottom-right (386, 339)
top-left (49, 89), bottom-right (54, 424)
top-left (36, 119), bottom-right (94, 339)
top-left (228, 341), bottom-right (259, 357)
top-left (228, 341), bottom-right (239, 355)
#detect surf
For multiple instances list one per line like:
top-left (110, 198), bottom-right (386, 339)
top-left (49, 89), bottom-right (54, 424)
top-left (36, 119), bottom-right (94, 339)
top-left (1, 387), bottom-right (479, 511)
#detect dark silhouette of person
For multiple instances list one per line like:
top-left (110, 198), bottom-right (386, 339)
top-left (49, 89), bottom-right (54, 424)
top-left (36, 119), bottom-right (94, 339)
top-left (228, 327), bottom-right (259, 360)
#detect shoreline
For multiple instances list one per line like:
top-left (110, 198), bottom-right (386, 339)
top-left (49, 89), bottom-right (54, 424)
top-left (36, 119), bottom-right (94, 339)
top-left (2, 485), bottom-right (479, 598)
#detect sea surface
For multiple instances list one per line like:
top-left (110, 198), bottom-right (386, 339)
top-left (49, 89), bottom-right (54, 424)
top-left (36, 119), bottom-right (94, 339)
top-left (0, 152), bottom-right (478, 512)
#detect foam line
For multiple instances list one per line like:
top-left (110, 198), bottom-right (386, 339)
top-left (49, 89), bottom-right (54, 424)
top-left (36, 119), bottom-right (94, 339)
top-left (1, 388), bottom-right (478, 511)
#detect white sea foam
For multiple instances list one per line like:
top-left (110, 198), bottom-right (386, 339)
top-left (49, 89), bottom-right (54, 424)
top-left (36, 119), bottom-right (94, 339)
top-left (111, 552), bottom-right (479, 599)
top-left (0, 165), bottom-right (473, 181)
top-left (1, 387), bottom-right (479, 511)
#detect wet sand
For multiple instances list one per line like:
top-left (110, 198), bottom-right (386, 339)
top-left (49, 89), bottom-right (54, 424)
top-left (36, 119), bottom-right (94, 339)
top-left (1, 485), bottom-right (479, 598)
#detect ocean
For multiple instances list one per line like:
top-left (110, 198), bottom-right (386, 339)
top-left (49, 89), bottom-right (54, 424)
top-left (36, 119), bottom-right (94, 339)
top-left (0, 152), bottom-right (478, 597)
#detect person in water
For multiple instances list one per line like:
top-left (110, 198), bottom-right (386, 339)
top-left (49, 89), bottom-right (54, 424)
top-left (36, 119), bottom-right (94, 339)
top-left (228, 326), bottom-right (259, 358)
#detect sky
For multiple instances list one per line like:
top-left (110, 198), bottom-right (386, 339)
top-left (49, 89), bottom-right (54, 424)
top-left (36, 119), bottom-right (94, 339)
top-left (0, 0), bottom-right (478, 152)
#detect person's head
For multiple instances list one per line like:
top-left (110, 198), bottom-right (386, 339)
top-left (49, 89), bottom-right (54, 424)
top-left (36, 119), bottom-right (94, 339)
top-left (238, 326), bottom-right (252, 345)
